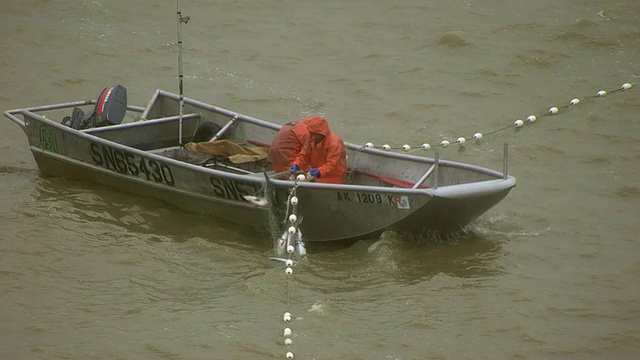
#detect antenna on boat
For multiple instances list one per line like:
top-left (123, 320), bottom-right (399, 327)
top-left (176, 0), bottom-right (190, 148)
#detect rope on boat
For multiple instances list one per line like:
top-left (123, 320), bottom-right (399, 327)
top-left (362, 82), bottom-right (633, 153)
top-left (281, 186), bottom-right (297, 359)
top-left (265, 174), bottom-right (309, 359)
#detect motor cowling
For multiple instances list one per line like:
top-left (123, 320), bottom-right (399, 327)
top-left (65, 85), bottom-right (127, 130)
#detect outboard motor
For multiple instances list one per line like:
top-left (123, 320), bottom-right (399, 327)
top-left (64, 85), bottom-right (127, 130)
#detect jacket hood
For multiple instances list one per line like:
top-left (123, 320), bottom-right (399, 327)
top-left (305, 116), bottom-right (330, 137)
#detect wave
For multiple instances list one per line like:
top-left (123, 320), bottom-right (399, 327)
top-left (437, 31), bottom-right (471, 47)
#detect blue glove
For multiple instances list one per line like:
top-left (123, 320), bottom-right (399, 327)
top-left (309, 168), bottom-right (321, 178)
top-left (289, 164), bottom-right (299, 173)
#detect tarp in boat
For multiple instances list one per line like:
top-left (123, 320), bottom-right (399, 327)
top-left (184, 140), bottom-right (269, 164)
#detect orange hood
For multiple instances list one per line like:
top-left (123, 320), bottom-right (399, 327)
top-left (305, 116), bottom-right (330, 137)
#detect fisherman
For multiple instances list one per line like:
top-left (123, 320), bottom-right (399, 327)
top-left (288, 116), bottom-right (347, 184)
top-left (266, 117), bottom-right (314, 174)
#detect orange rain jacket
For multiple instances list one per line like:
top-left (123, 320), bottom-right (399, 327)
top-left (267, 118), bottom-right (313, 173)
top-left (292, 116), bottom-right (347, 184)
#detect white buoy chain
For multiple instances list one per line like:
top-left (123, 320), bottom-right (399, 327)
top-left (280, 191), bottom-right (300, 358)
top-left (362, 82), bottom-right (633, 152)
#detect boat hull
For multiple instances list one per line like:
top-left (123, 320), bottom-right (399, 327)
top-left (5, 91), bottom-right (516, 242)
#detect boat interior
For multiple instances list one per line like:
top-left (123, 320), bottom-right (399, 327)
top-left (9, 89), bottom-right (509, 190)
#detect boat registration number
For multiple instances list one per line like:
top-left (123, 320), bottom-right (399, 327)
top-left (209, 176), bottom-right (261, 201)
top-left (90, 142), bottom-right (175, 186)
top-left (337, 191), bottom-right (412, 209)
